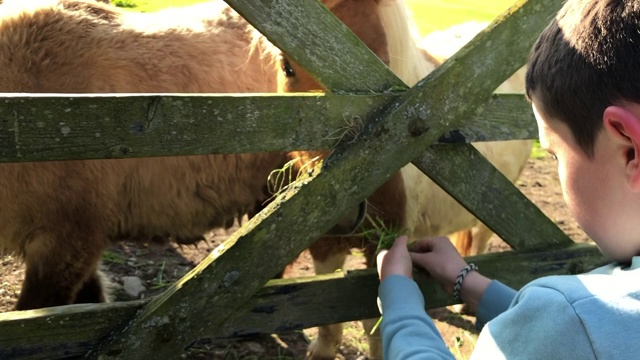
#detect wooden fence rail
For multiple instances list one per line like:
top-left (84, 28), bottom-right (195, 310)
top-left (0, 93), bottom-right (534, 163)
top-left (0, 243), bottom-right (605, 360)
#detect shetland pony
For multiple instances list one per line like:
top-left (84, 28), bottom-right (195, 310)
top-left (0, 0), bottom-right (379, 312)
top-left (0, 0), bottom-right (294, 310)
top-left (278, 1), bottom-right (532, 358)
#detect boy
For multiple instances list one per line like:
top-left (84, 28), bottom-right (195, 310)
top-left (377, 0), bottom-right (640, 358)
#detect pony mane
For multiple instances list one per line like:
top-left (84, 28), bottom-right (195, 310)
top-left (248, 29), bottom-right (280, 73)
top-left (377, 0), bottom-right (437, 86)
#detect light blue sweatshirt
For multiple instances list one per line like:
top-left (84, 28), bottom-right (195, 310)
top-left (378, 257), bottom-right (640, 359)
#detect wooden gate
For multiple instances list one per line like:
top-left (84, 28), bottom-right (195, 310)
top-left (0, 0), bottom-right (606, 358)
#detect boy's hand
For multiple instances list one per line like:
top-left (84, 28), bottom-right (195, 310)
top-left (378, 236), bottom-right (491, 306)
top-left (409, 237), bottom-right (468, 292)
top-left (377, 236), bottom-right (413, 280)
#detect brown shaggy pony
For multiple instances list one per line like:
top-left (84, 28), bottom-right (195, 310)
top-left (0, 0), bottom-right (369, 314)
top-left (0, 0), bottom-right (292, 310)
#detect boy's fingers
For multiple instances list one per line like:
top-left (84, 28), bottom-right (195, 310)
top-left (376, 250), bottom-right (388, 264)
top-left (409, 240), bottom-right (430, 253)
top-left (409, 250), bottom-right (437, 266)
top-left (409, 237), bottom-right (437, 253)
top-left (409, 252), bottom-right (431, 270)
top-left (410, 236), bottom-right (451, 253)
top-left (392, 235), bottom-right (408, 249)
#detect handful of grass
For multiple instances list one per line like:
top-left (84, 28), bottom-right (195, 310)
top-left (362, 215), bottom-right (405, 254)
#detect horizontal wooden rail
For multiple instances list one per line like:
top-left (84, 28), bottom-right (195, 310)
top-left (0, 93), bottom-right (535, 163)
top-left (0, 244), bottom-right (605, 359)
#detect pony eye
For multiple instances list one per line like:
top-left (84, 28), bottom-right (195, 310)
top-left (281, 56), bottom-right (295, 77)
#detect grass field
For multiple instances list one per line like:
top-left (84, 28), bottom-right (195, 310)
top-left (405, 0), bottom-right (521, 36)
top-left (120, 0), bottom-right (521, 37)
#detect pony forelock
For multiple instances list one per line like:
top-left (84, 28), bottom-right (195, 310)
top-left (248, 30), bottom-right (280, 72)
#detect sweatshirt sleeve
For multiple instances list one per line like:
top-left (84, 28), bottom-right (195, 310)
top-left (475, 280), bottom-right (517, 330)
top-left (378, 275), bottom-right (455, 360)
top-left (470, 284), bottom-right (596, 360)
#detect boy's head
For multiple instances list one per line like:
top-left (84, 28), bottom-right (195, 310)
top-left (526, 0), bottom-right (640, 262)
top-left (525, 0), bottom-right (640, 158)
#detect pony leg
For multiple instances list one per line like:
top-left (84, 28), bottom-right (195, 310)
top-left (16, 231), bottom-right (106, 310)
top-left (306, 241), bottom-right (349, 360)
top-left (307, 323), bottom-right (344, 360)
top-left (73, 270), bottom-right (108, 304)
top-left (468, 223), bottom-right (496, 256)
top-left (449, 222), bottom-right (497, 257)
top-left (449, 229), bottom-right (474, 257)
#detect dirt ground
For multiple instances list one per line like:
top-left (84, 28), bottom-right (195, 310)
top-left (0, 152), bottom-right (590, 359)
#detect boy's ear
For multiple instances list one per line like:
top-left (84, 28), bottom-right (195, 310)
top-left (603, 105), bottom-right (640, 191)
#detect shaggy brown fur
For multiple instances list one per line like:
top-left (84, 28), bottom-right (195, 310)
top-left (2, 155), bottom-right (289, 309)
top-left (0, 0), bottom-right (371, 312)
top-left (0, 0), bottom-right (278, 93)
top-left (0, 0), bottom-right (291, 310)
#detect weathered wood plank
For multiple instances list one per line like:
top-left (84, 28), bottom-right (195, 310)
top-left (86, 1), bottom-right (564, 358)
top-left (228, 0), bottom-right (566, 254)
top-left (0, 301), bottom-right (146, 359)
top-left (0, 244), bottom-right (605, 359)
top-left (413, 144), bottom-right (574, 251)
top-left (0, 93), bottom-right (386, 162)
top-left (0, 93), bottom-right (536, 163)
top-left (211, 244), bottom-right (605, 338)
top-left (450, 92), bottom-right (537, 143)
top-left (403, 0), bottom-right (569, 252)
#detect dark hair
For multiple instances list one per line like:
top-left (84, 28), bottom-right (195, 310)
top-left (525, 0), bottom-right (640, 157)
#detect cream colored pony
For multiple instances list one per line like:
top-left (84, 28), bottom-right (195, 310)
top-left (279, 2), bottom-right (531, 359)
top-left (418, 21), bottom-right (530, 257)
